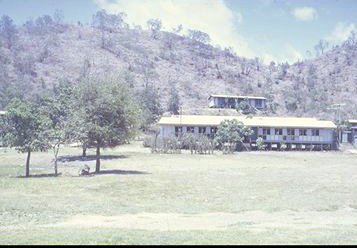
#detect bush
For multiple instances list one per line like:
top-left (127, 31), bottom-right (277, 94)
top-left (256, 137), bottom-right (266, 151)
top-left (145, 133), bottom-right (215, 155)
top-left (180, 133), bottom-right (196, 153)
top-left (280, 142), bottom-right (287, 151)
top-left (143, 135), bottom-right (154, 148)
top-left (193, 134), bottom-right (215, 154)
top-left (150, 135), bottom-right (181, 154)
top-left (214, 119), bottom-right (253, 154)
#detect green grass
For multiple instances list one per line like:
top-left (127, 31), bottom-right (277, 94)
top-left (0, 142), bottom-right (357, 244)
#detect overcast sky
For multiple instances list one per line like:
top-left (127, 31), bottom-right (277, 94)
top-left (1, 0), bottom-right (356, 63)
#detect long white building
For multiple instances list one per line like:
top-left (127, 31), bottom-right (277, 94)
top-left (158, 115), bottom-right (338, 150)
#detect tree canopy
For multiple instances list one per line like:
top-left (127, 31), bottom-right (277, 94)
top-left (73, 78), bottom-right (140, 172)
top-left (1, 98), bottom-right (50, 176)
top-left (214, 119), bottom-right (253, 153)
top-left (138, 85), bottom-right (163, 130)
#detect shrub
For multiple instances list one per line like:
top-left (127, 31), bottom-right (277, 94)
top-left (150, 135), bottom-right (181, 154)
top-left (256, 137), bottom-right (266, 151)
top-left (143, 135), bottom-right (153, 148)
top-left (280, 142), bottom-right (287, 151)
top-left (180, 133), bottom-right (196, 154)
top-left (194, 134), bottom-right (215, 154)
top-left (214, 119), bottom-right (254, 154)
top-left (146, 133), bottom-right (216, 155)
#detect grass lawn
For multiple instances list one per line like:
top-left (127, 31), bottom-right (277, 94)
top-left (0, 141), bottom-right (357, 245)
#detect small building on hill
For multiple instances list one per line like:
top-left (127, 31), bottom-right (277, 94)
top-left (341, 119), bottom-right (357, 145)
top-left (208, 94), bottom-right (267, 110)
top-left (157, 115), bottom-right (338, 150)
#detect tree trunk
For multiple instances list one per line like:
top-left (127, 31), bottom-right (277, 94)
top-left (54, 145), bottom-right (59, 176)
top-left (25, 149), bottom-right (31, 177)
top-left (82, 144), bottom-right (87, 157)
top-left (54, 159), bottom-right (58, 176)
top-left (95, 145), bottom-right (100, 173)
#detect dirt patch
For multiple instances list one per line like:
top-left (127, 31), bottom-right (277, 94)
top-left (43, 207), bottom-right (357, 231)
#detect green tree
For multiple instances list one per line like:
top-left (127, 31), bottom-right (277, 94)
top-left (138, 86), bottom-right (163, 130)
top-left (256, 137), bottom-right (266, 151)
top-left (39, 81), bottom-right (75, 175)
top-left (73, 78), bottom-right (140, 173)
top-left (237, 98), bottom-right (255, 114)
top-left (1, 99), bottom-right (50, 177)
top-left (167, 84), bottom-right (181, 115)
top-left (214, 119), bottom-right (253, 154)
top-left (0, 15), bottom-right (18, 49)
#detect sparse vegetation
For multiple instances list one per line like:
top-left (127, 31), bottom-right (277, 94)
top-left (0, 11), bottom-right (357, 119)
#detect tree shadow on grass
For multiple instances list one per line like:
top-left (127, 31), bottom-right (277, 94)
top-left (90, 169), bottom-right (149, 176)
top-left (58, 155), bottom-right (128, 163)
top-left (17, 173), bottom-right (62, 178)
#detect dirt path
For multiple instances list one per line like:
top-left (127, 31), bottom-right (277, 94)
top-left (43, 207), bottom-right (357, 231)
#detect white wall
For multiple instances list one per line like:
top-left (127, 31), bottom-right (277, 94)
top-left (160, 125), bottom-right (213, 136)
top-left (160, 125), bottom-right (175, 136)
top-left (160, 125), bottom-right (335, 144)
top-left (257, 127), bottom-right (334, 143)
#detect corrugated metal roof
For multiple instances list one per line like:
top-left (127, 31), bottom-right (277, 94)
top-left (348, 119), bottom-right (357, 124)
top-left (208, 94), bottom-right (267, 100)
top-left (0, 111), bottom-right (7, 115)
top-left (158, 115), bottom-right (337, 129)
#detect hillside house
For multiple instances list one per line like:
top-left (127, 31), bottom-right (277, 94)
top-left (208, 94), bottom-right (267, 110)
top-left (158, 115), bottom-right (337, 151)
top-left (341, 119), bottom-right (357, 145)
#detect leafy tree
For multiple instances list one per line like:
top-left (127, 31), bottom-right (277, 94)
top-left (73, 78), bottom-right (140, 173)
top-left (53, 9), bottom-right (64, 25)
top-left (214, 119), bottom-right (254, 154)
top-left (236, 99), bottom-right (256, 114)
top-left (314, 39), bottom-right (329, 56)
top-left (138, 86), bottom-right (163, 130)
top-left (147, 18), bottom-right (162, 39)
top-left (92, 10), bottom-right (128, 48)
top-left (69, 101), bottom-right (90, 157)
top-left (167, 84), bottom-right (181, 115)
top-left (173, 24), bottom-right (183, 34)
top-left (1, 99), bottom-right (50, 177)
top-left (0, 15), bottom-right (18, 48)
top-left (343, 30), bottom-right (357, 48)
top-left (256, 137), bottom-right (266, 151)
top-left (92, 9), bottom-right (127, 32)
top-left (39, 81), bottom-right (75, 175)
top-left (187, 29), bottom-right (210, 44)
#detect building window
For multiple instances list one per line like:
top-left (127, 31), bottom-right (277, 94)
top-left (299, 129), bottom-right (307, 136)
top-left (175, 126), bottom-right (182, 137)
top-left (210, 127), bottom-right (217, 138)
top-left (228, 98), bottom-right (236, 108)
top-left (217, 98), bottom-right (225, 107)
top-left (312, 129), bottom-right (320, 136)
top-left (199, 127), bottom-right (206, 134)
top-left (275, 128), bottom-right (283, 135)
top-left (287, 128), bottom-right (295, 136)
top-left (263, 128), bottom-right (270, 135)
top-left (210, 127), bottom-right (217, 134)
top-left (186, 126), bottom-right (195, 133)
top-left (255, 99), bottom-right (263, 108)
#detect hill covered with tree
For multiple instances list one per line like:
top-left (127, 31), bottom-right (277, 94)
top-left (1, 10), bottom-right (357, 123)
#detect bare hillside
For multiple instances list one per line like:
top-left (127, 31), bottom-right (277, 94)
top-left (1, 13), bottom-right (357, 119)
